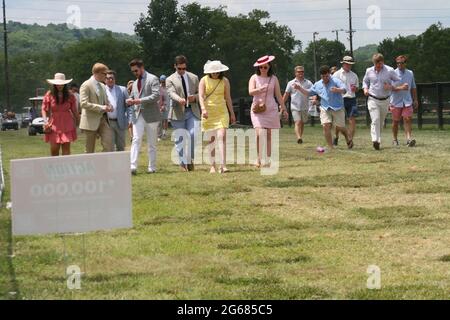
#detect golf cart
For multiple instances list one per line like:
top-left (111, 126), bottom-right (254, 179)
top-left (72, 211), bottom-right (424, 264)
top-left (20, 107), bottom-right (32, 128)
top-left (28, 96), bottom-right (45, 136)
top-left (1, 111), bottom-right (19, 131)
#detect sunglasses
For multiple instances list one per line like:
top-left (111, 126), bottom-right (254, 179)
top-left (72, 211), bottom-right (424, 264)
top-left (131, 69), bottom-right (139, 73)
top-left (177, 67), bottom-right (187, 71)
top-left (259, 66), bottom-right (269, 70)
top-left (397, 62), bottom-right (406, 65)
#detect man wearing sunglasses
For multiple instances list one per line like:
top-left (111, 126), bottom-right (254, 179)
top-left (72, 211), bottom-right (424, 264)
top-left (127, 58), bottom-right (161, 175)
top-left (166, 55), bottom-right (201, 172)
top-left (390, 55), bottom-right (418, 147)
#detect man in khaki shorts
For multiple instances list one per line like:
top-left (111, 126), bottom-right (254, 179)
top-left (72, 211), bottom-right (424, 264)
top-left (297, 65), bottom-right (353, 150)
top-left (283, 66), bottom-right (313, 144)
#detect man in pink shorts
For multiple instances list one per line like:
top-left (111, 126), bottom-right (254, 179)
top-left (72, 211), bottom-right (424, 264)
top-left (390, 55), bottom-right (419, 147)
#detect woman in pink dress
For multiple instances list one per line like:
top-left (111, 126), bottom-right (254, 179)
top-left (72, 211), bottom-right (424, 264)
top-left (42, 73), bottom-right (80, 156)
top-left (248, 55), bottom-right (288, 167)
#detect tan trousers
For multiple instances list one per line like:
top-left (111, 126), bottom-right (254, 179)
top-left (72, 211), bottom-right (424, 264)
top-left (84, 116), bottom-right (113, 153)
top-left (368, 97), bottom-right (389, 143)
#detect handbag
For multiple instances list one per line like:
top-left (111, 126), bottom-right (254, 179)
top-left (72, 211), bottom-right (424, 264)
top-left (252, 76), bottom-right (272, 114)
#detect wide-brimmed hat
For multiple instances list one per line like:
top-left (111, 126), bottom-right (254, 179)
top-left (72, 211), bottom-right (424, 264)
top-left (203, 60), bottom-right (229, 74)
top-left (340, 56), bottom-right (355, 65)
top-left (46, 73), bottom-right (72, 85)
top-left (253, 55), bottom-right (275, 67)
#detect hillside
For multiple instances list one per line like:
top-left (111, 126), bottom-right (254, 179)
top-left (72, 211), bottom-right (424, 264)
top-left (0, 21), bottom-right (139, 55)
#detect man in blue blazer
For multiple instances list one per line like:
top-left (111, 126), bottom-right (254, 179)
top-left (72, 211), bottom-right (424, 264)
top-left (105, 70), bottom-right (130, 152)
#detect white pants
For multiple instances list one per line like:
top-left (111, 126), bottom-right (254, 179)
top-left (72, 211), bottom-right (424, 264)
top-left (130, 115), bottom-right (159, 171)
top-left (368, 97), bottom-right (389, 143)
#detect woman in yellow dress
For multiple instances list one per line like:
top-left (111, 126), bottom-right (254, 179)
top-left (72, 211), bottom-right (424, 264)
top-left (199, 60), bottom-right (236, 173)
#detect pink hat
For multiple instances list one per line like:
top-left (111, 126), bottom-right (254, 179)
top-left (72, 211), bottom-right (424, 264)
top-left (253, 55), bottom-right (275, 67)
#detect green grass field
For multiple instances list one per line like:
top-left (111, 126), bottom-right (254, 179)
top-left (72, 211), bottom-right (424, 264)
top-left (1, 125), bottom-right (449, 300)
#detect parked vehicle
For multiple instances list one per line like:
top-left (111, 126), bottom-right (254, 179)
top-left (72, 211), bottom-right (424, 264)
top-left (28, 96), bottom-right (45, 136)
top-left (1, 112), bottom-right (19, 131)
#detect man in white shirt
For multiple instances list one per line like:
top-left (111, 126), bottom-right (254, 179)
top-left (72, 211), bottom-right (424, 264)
top-left (363, 53), bottom-right (401, 150)
top-left (333, 56), bottom-right (359, 145)
top-left (105, 70), bottom-right (130, 151)
top-left (282, 66), bottom-right (313, 144)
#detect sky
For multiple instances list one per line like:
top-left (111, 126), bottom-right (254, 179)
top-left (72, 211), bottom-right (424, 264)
top-left (5, 0), bottom-right (450, 51)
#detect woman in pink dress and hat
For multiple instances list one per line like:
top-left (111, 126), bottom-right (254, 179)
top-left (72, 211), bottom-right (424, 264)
top-left (248, 55), bottom-right (288, 167)
top-left (42, 73), bottom-right (80, 156)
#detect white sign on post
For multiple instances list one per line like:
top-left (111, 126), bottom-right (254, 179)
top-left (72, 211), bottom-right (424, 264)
top-left (11, 152), bottom-right (132, 236)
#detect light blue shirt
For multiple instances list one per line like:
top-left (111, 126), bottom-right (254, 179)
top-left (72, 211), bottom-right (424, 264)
top-left (362, 65), bottom-right (400, 98)
top-left (390, 68), bottom-right (416, 108)
top-left (309, 77), bottom-right (346, 111)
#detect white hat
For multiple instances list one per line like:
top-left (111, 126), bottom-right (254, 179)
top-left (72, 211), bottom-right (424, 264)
top-left (46, 73), bottom-right (73, 85)
top-left (203, 60), bottom-right (229, 74)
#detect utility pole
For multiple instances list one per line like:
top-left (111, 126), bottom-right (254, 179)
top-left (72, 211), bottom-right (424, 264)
top-left (347, 0), bottom-right (355, 57)
top-left (2, 0), bottom-right (11, 110)
top-left (312, 32), bottom-right (319, 82)
top-left (332, 29), bottom-right (344, 42)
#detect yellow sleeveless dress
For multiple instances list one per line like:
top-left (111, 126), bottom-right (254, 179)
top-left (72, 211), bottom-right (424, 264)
top-left (201, 76), bottom-right (229, 132)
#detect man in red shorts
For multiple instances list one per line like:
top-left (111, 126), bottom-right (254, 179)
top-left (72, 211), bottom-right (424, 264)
top-left (390, 55), bottom-right (419, 147)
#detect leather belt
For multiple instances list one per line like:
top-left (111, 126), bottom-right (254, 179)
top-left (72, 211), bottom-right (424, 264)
top-left (369, 94), bottom-right (389, 101)
top-left (109, 118), bottom-right (117, 121)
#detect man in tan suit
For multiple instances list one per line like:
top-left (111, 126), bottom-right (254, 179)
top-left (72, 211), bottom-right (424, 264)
top-left (166, 55), bottom-right (200, 171)
top-left (79, 63), bottom-right (114, 153)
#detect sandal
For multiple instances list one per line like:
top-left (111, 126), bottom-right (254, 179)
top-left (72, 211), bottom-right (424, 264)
top-left (219, 167), bottom-right (230, 174)
top-left (347, 139), bottom-right (354, 149)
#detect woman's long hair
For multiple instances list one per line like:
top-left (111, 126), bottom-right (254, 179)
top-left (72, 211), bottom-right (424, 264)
top-left (51, 84), bottom-right (70, 104)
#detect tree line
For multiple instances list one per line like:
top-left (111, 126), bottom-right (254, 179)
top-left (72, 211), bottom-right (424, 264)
top-left (0, 0), bottom-right (449, 112)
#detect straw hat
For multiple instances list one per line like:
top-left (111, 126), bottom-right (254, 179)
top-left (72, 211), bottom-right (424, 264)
top-left (340, 56), bottom-right (355, 65)
top-left (253, 55), bottom-right (275, 67)
top-left (203, 60), bottom-right (229, 74)
top-left (46, 73), bottom-right (72, 85)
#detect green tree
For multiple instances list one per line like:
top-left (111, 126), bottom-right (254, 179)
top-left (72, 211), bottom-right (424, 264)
top-left (56, 33), bottom-right (141, 87)
top-left (134, 0), bottom-right (181, 76)
top-left (293, 39), bottom-right (346, 82)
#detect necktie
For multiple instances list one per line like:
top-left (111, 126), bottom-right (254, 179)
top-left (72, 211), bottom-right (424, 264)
top-left (97, 82), bottom-right (104, 105)
top-left (181, 75), bottom-right (188, 107)
top-left (137, 76), bottom-right (142, 93)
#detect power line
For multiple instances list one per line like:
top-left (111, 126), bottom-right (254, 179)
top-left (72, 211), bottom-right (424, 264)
top-left (2, 0), bottom-right (11, 109)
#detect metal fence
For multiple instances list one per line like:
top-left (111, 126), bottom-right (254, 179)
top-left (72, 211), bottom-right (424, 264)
top-left (233, 82), bottom-right (450, 129)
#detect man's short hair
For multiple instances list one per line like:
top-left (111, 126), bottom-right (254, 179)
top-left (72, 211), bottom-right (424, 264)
top-left (372, 53), bottom-right (384, 63)
top-left (106, 70), bottom-right (117, 77)
top-left (92, 63), bottom-right (109, 75)
top-left (294, 66), bottom-right (304, 72)
top-left (396, 55), bottom-right (408, 62)
top-left (174, 55), bottom-right (187, 65)
top-left (319, 65), bottom-right (330, 75)
top-left (129, 59), bottom-right (144, 68)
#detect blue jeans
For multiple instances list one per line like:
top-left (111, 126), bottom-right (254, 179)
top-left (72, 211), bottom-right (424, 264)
top-left (171, 108), bottom-right (200, 165)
